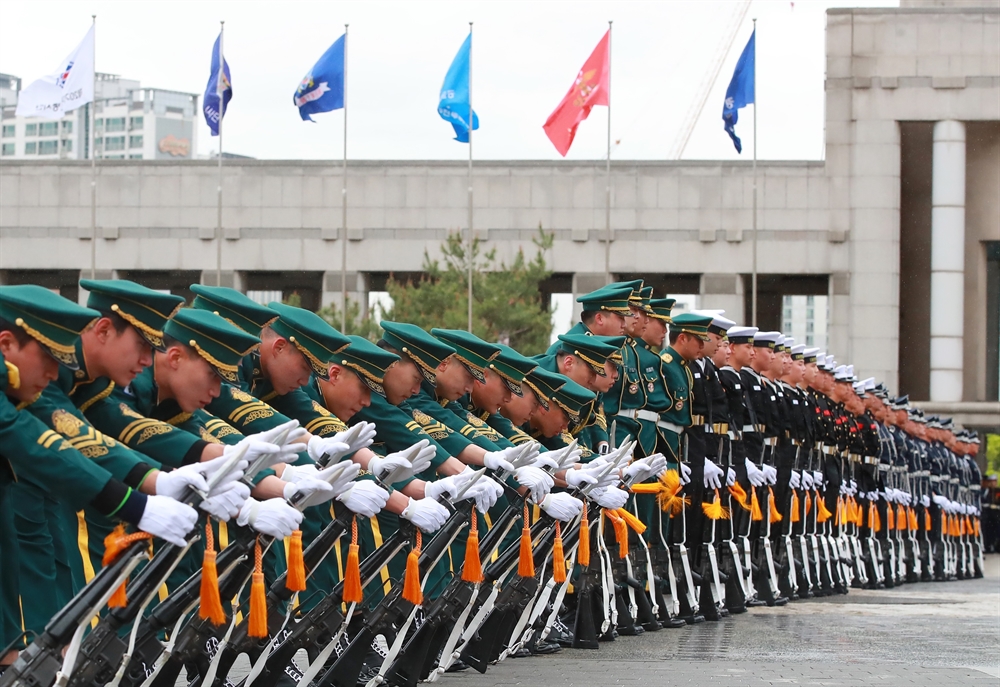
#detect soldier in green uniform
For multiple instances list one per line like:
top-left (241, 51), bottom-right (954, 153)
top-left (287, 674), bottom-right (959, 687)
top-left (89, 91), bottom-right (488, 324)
top-left (0, 286), bottom-right (199, 666)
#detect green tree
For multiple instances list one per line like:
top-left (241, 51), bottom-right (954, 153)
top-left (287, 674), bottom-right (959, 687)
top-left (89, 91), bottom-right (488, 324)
top-left (382, 228), bottom-right (554, 355)
top-left (316, 298), bottom-right (382, 341)
top-left (986, 433), bottom-right (1000, 478)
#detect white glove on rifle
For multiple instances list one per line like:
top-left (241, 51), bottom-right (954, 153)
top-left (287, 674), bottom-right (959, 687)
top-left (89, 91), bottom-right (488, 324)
top-left (305, 437), bottom-right (351, 466)
top-left (591, 486), bottom-right (629, 510)
top-left (761, 464), bottom-right (778, 486)
top-left (539, 492), bottom-right (583, 522)
top-left (237, 497), bottom-right (303, 539)
top-left (745, 458), bottom-right (766, 487)
top-left (282, 474), bottom-right (334, 505)
top-left (584, 460), bottom-right (622, 489)
top-left (812, 471), bottom-right (824, 488)
top-left (529, 449), bottom-right (561, 473)
top-left (514, 465), bottom-right (554, 503)
top-left (546, 443), bottom-right (584, 470)
top-left (468, 478), bottom-right (503, 513)
top-left (703, 459), bottom-right (724, 490)
top-left (336, 481), bottom-right (390, 518)
top-left (307, 422), bottom-right (377, 460)
top-left (564, 467), bottom-right (598, 490)
top-left (401, 497), bottom-right (449, 533)
top-left (920, 494), bottom-right (930, 508)
top-left (199, 481), bottom-right (251, 521)
top-left (726, 467), bottom-right (737, 487)
top-left (288, 462), bottom-right (362, 509)
top-left (424, 471), bottom-right (477, 503)
top-left (483, 446), bottom-right (521, 473)
top-left (368, 440), bottom-right (435, 483)
top-left (138, 495), bottom-right (198, 547)
top-left (679, 462), bottom-right (692, 486)
top-left (789, 470), bottom-right (802, 490)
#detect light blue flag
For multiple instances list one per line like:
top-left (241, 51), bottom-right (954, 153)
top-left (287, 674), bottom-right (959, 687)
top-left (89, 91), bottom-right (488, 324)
top-left (722, 29), bottom-right (755, 154)
top-left (294, 34), bottom-right (345, 122)
top-left (203, 32), bottom-right (232, 137)
top-left (438, 34), bottom-right (479, 142)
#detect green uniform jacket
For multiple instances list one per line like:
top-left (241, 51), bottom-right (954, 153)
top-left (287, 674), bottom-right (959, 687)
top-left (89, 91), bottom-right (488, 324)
top-left (656, 345), bottom-right (693, 460)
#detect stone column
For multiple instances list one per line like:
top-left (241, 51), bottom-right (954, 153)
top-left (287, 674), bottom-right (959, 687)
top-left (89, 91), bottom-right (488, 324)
top-left (929, 120), bottom-right (966, 402)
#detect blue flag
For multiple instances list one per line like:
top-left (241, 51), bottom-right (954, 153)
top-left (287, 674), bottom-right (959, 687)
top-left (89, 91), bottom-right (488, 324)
top-left (438, 34), bottom-right (479, 143)
top-left (203, 32), bottom-right (232, 137)
top-left (294, 34), bottom-right (346, 122)
top-left (722, 30), bottom-right (755, 154)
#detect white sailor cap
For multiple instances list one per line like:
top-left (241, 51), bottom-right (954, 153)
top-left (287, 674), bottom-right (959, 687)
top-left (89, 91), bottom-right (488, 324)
top-left (803, 347), bottom-right (821, 363)
top-left (726, 326), bottom-right (757, 344)
top-left (862, 377), bottom-right (876, 392)
top-left (790, 344), bottom-right (807, 359)
top-left (833, 365), bottom-right (852, 381)
top-left (825, 355), bottom-right (836, 369)
top-left (753, 331), bottom-right (782, 349)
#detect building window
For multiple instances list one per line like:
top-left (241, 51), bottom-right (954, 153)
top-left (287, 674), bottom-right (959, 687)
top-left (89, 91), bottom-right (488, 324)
top-left (105, 154), bottom-right (125, 159)
top-left (62, 139), bottom-right (73, 152)
top-left (39, 121), bottom-right (58, 136)
top-left (95, 118), bottom-right (103, 132)
top-left (24, 141), bottom-right (36, 154)
top-left (39, 140), bottom-right (58, 155)
top-left (129, 153), bottom-right (142, 159)
top-left (129, 135), bottom-right (143, 149)
top-left (105, 135), bottom-right (125, 151)
top-left (1, 143), bottom-right (13, 156)
top-left (25, 123), bottom-right (37, 136)
top-left (105, 117), bottom-right (126, 132)
top-left (1, 125), bottom-right (13, 138)
top-left (62, 120), bottom-right (73, 133)
top-left (130, 116), bottom-right (143, 130)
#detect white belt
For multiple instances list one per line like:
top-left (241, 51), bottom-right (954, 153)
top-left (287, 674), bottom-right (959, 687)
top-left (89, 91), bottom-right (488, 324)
top-left (658, 419), bottom-right (685, 435)
top-left (616, 408), bottom-right (658, 423)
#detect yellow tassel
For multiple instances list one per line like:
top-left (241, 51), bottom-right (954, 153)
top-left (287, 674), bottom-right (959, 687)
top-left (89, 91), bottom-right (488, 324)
top-left (248, 538), bottom-right (268, 638)
top-left (285, 530), bottom-right (306, 592)
top-left (102, 524), bottom-right (153, 609)
top-left (579, 502), bottom-right (591, 567)
top-left (805, 492), bottom-right (813, 517)
top-left (907, 506), bottom-right (918, 531)
top-left (750, 488), bottom-right (763, 521)
top-left (199, 522), bottom-right (226, 625)
top-left (768, 487), bottom-right (782, 524)
top-left (886, 505), bottom-right (895, 531)
top-left (616, 507), bottom-right (646, 535)
top-left (728, 482), bottom-right (751, 511)
top-left (518, 504), bottom-right (535, 578)
top-left (924, 509), bottom-right (932, 531)
top-left (632, 469), bottom-right (686, 515)
top-left (702, 489), bottom-right (728, 521)
top-left (606, 509), bottom-right (629, 559)
top-left (816, 496), bottom-right (833, 523)
top-left (462, 507), bottom-right (484, 583)
top-left (402, 530), bottom-right (423, 605)
top-left (790, 492), bottom-right (801, 523)
top-left (343, 517), bottom-right (363, 603)
top-left (896, 505), bottom-right (908, 532)
top-left (552, 521), bottom-right (567, 584)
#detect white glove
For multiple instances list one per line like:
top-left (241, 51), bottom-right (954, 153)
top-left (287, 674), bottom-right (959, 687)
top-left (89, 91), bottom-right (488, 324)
top-left (585, 460), bottom-right (622, 489)
top-left (761, 464), bottom-right (778, 486)
top-left (424, 471), bottom-right (478, 503)
top-left (368, 440), bottom-right (435, 483)
top-left (282, 475), bottom-right (334, 505)
top-left (483, 446), bottom-right (521, 473)
top-left (591, 486), bottom-right (629, 510)
top-left (290, 462), bottom-right (362, 508)
top-left (849, 480), bottom-right (858, 495)
top-left (336, 481), bottom-right (390, 517)
top-left (229, 436), bottom-right (296, 475)
top-left (517, 442), bottom-right (541, 467)
top-left (468, 478), bottom-right (503, 513)
top-left (745, 458), bottom-right (766, 487)
top-left (138, 495), bottom-right (198, 547)
top-left (155, 466), bottom-right (209, 500)
top-left (564, 467), bottom-right (598, 490)
top-left (703, 459), bottom-right (724, 490)
top-left (645, 453), bottom-right (669, 479)
top-left (839, 483), bottom-right (849, 496)
top-left (237, 497), bottom-right (303, 539)
top-left (812, 471), bottom-right (824, 488)
top-left (789, 471), bottom-right (802, 490)
top-left (514, 466), bottom-right (554, 503)
top-left (726, 467), bottom-right (736, 487)
top-left (401, 497), bottom-right (450, 533)
top-left (800, 471), bottom-right (811, 489)
top-left (305, 436), bottom-right (352, 465)
top-left (530, 451), bottom-right (561, 472)
top-left (199, 481), bottom-right (250, 521)
top-left (539, 492), bottom-right (583, 522)
top-left (252, 419), bottom-right (302, 445)
top-left (679, 462), bottom-right (692, 485)
top-left (920, 494), bottom-right (931, 508)
top-left (546, 443), bottom-right (584, 470)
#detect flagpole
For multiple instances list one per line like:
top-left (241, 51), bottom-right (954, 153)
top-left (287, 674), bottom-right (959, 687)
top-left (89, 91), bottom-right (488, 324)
top-left (604, 20), bottom-right (613, 286)
top-left (341, 23), bottom-right (349, 331)
top-left (216, 20), bottom-right (225, 287)
top-left (751, 18), bottom-right (758, 326)
top-left (467, 22), bottom-right (474, 333)
top-left (90, 14), bottom-right (97, 279)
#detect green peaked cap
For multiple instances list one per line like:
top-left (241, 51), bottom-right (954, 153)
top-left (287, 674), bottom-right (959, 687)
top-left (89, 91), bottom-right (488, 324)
top-left (551, 376), bottom-right (596, 422)
top-left (430, 329), bottom-right (500, 384)
top-left (82, 279), bottom-right (185, 351)
top-left (492, 344), bottom-right (538, 397)
top-left (0, 285), bottom-right (100, 369)
top-left (576, 284), bottom-right (633, 314)
top-left (379, 321), bottom-right (456, 384)
top-left (610, 279), bottom-right (646, 309)
top-left (556, 333), bottom-right (625, 376)
top-left (190, 284), bottom-right (279, 334)
top-left (648, 298), bottom-right (676, 322)
top-left (337, 335), bottom-right (399, 397)
top-left (669, 312), bottom-right (712, 341)
top-left (267, 302), bottom-right (351, 379)
top-left (638, 286), bottom-right (654, 313)
top-left (164, 309), bottom-right (260, 383)
top-left (522, 366), bottom-right (567, 411)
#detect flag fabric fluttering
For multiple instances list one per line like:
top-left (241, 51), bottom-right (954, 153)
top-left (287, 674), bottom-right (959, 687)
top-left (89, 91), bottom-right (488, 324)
top-left (542, 30), bottom-right (610, 157)
top-left (437, 34), bottom-right (479, 143)
top-left (203, 32), bottom-right (232, 137)
top-left (294, 34), bottom-right (346, 121)
top-left (15, 25), bottom-right (95, 120)
top-left (722, 30), bottom-right (755, 154)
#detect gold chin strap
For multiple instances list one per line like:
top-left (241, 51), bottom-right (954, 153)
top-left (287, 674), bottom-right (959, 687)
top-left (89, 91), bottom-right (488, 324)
top-left (4, 360), bottom-right (20, 390)
top-left (188, 339), bottom-right (240, 382)
top-left (111, 304), bottom-right (165, 348)
top-left (14, 317), bottom-right (77, 355)
top-left (572, 349), bottom-right (607, 377)
top-left (289, 336), bottom-right (332, 377)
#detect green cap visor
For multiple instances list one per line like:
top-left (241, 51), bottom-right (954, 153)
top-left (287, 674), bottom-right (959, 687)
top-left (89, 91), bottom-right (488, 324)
top-left (550, 376), bottom-right (596, 423)
top-left (190, 284), bottom-right (279, 335)
top-left (337, 336), bottom-right (399, 397)
top-left (576, 284), bottom-right (634, 314)
top-left (0, 285), bottom-right (100, 370)
top-left (83, 279), bottom-right (185, 351)
top-left (668, 313), bottom-right (712, 342)
top-left (164, 309), bottom-right (261, 383)
top-left (647, 298), bottom-right (676, 322)
top-left (430, 329), bottom-right (500, 384)
top-left (380, 321), bottom-right (456, 385)
top-left (556, 333), bottom-right (625, 376)
top-left (522, 366), bottom-right (568, 411)
top-left (491, 344), bottom-right (539, 397)
top-left (267, 301), bottom-right (351, 379)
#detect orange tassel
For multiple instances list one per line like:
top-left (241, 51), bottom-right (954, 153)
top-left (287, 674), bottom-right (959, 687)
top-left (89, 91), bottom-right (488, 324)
top-left (886, 505), bottom-right (895, 531)
top-left (552, 521), bottom-right (567, 584)
top-left (248, 538), bottom-right (268, 638)
top-left (579, 502), bottom-right (591, 567)
top-left (907, 506), bottom-right (918, 531)
top-left (816, 496), bottom-right (833, 523)
top-left (402, 530), bottom-right (423, 605)
top-left (285, 530), bottom-right (306, 592)
top-left (805, 492), bottom-right (813, 517)
top-left (974, 518), bottom-right (980, 538)
top-left (701, 489), bottom-right (728, 521)
top-left (343, 517), bottom-right (363, 603)
top-left (199, 522), bottom-right (226, 625)
top-left (790, 492), bottom-right (801, 523)
top-left (835, 496), bottom-right (844, 526)
top-left (102, 524), bottom-right (153, 609)
top-left (896, 505), bottom-right (908, 532)
top-left (728, 482), bottom-right (751, 511)
top-left (869, 503), bottom-right (881, 532)
top-left (518, 504), bottom-right (535, 578)
top-left (924, 509), bottom-right (932, 531)
top-left (767, 487), bottom-right (782, 524)
top-left (750, 488), bottom-right (763, 521)
top-left (462, 507), bottom-right (484, 583)
top-left (606, 509), bottom-right (628, 559)
top-left (616, 507), bottom-right (646, 535)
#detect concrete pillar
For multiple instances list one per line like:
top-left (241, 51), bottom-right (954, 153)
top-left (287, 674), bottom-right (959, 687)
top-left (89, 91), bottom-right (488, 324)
top-left (929, 120), bottom-right (966, 402)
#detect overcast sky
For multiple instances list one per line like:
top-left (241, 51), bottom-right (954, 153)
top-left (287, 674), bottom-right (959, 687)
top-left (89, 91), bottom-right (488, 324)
top-left (1, 0), bottom-right (897, 161)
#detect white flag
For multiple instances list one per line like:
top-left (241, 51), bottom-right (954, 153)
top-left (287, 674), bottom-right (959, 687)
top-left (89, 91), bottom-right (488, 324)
top-left (16, 25), bottom-right (95, 120)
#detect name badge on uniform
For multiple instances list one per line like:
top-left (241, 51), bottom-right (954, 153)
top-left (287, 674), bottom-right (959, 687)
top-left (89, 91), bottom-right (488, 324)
top-left (693, 372), bottom-right (701, 379)
top-left (753, 385), bottom-right (761, 391)
top-left (734, 384), bottom-right (741, 390)
top-left (792, 400), bottom-right (799, 405)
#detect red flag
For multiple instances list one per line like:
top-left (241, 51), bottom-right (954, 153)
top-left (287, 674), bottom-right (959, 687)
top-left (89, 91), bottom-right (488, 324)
top-left (543, 31), bottom-right (610, 157)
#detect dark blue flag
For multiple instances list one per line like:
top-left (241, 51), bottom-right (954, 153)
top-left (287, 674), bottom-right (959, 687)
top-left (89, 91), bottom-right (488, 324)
top-left (722, 30), bottom-right (755, 154)
top-left (438, 34), bottom-right (479, 143)
top-left (294, 34), bottom-right (346, 122)
top-left (203, 32), bottom-right (232, 137)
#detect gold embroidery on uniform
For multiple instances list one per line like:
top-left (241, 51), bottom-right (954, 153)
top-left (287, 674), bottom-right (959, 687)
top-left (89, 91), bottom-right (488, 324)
top-left (52, 409), bottom-right (84, 438)
top-left (136, 424), bottom-right (173, 444)
top-left (77, 381), bottom-right (115, 413)
top-left (230, 388), bottom-right (255, 403)
top-left (199, 428), bottom-right (224, 444)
